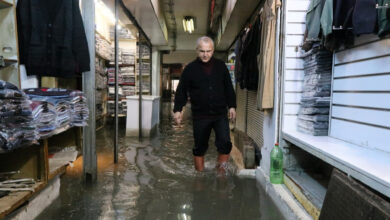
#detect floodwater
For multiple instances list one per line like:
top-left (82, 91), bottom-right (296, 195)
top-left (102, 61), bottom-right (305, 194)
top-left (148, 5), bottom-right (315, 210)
top-left (38, 103), bottom-right (284, 220)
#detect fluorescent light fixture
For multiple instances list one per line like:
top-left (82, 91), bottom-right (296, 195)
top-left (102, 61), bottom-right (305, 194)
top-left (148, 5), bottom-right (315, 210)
top-left (183, 16), bottom-right (195, 34)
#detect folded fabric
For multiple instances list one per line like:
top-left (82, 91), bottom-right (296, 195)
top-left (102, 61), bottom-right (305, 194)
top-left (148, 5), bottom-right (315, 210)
top-left (24, 88), bottom-right (88, 133)
top-left (298, 47), bottom-right (332, 136)
top-left (0, 80), bottom-right (38, 152)
top-left (30, 100), bottom-right (57, 138)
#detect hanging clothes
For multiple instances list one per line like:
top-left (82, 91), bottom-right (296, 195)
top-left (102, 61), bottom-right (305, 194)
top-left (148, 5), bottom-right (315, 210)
top-left (320, 0), bottom-right (333, 38)
top-left (328, 0), bottom-right (356, 50)
top-left (377, 0), bottom-right (390, 37)
top-left (234, 34), bottom-right (244, 86)
top-left (235, 29), bottom-right (250, 89)
top-left (353, 0), bottom-right (377, 35)
top-left (388, 6), bottom-right (390, 19)
top-left (17, 0), bottom-right (90, 78)
top-left (302, 0), bottom-right (326, 51)
top-left (240, 16), bottom-right (262, 91)
top-left (256, 0), bottom-right (281, 110)
top-left (333, 0), bottom-right (356, 30)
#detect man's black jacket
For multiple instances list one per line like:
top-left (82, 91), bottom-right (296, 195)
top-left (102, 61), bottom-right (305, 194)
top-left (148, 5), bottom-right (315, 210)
top-left (17, 0), bottom-right (90, 78)
top-left (173, 58), bottom-right (236, 117)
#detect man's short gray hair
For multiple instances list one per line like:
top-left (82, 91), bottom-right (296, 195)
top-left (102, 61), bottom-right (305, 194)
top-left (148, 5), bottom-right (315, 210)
top-left (196, 36), bottom-right (214, 49)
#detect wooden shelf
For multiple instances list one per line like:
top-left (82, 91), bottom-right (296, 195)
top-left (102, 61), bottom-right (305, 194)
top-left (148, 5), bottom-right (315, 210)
top-left (108, 63), bottom-right (135, 67)
top-left (48, 164), bottom-right (67, 181)
top-left (95, 51), bottom-right (111, 61)
top-left (0, 182), bottom-right (46, 219)
top-left (110, 114), bottom-right (126, 117)
top-left (48, 151), bottom-right (78, 180)
top-left (0, 0), bottom-right (13, 9)
top-left (107, 98), bottom-right (127, 101)
top-left (96, 114), bottom-right (106, 121)
top-left (117, 38), bottom-right (136, 42)
top-left (96, 125), bottom-right (104, 131)
top-left (41, 125), bottom-right (71, 138)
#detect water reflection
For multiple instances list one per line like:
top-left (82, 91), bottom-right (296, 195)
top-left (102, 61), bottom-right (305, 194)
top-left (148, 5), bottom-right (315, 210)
top-left (37, 102), bottom-right (284, 220)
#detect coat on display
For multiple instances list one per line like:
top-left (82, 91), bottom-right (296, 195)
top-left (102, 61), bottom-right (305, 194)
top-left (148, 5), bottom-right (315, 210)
top-left (17, 0), bottom-right (90, 78)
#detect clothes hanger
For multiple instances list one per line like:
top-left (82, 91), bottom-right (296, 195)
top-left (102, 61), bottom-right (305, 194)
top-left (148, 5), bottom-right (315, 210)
top-left (376, 3), bottom-right (390, 9)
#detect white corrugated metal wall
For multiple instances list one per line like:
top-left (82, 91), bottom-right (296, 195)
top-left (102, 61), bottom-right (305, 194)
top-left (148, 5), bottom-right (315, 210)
top-left (281, 0), bottom-right (390, 154)
top-left (330, 37), bottom-right (390, 153)
top-left (282, 0), bottom-right (308, 132)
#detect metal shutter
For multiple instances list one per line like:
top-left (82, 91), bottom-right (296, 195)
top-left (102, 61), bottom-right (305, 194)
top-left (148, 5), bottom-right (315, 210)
top-left (235, 87), bottom-right (247, 132)
top-left (246, 91), bottom-right (264, 148)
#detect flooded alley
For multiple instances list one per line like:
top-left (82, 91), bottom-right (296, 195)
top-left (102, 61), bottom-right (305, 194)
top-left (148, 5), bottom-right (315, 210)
top-left (37, 103), bottom-right (283, 220)
top-left (1, 0), bottom-right (389, 218)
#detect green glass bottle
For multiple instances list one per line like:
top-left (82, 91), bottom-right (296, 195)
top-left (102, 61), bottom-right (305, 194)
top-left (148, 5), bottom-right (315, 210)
top-left (270, 143), bottom-right (284, 184)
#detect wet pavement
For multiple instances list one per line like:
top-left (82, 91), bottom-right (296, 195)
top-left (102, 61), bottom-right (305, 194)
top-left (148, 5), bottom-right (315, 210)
top-left (38, 103), bottom-right (284, 220)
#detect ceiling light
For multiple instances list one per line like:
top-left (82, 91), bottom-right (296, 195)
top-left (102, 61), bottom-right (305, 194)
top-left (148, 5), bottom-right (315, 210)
top-left (183, 16), bottom-right (195, 34)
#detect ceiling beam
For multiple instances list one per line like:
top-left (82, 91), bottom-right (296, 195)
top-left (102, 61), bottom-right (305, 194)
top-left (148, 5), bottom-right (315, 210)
top-left (215, 0), bottom-right (262, 51)
top-left (121, 0), bottom-right (168, 46)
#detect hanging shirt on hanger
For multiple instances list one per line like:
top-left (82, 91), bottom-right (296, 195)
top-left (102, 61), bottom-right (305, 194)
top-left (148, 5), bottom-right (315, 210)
top-left (377, 0), bottom-right (390, 37)
top-left (353, 0), bottom-right (377, 35)
top-left (330, 0), bottom-right (356, 50)
top-left (17, 0), bottom-right (90, 78)
top-left (320, 0), bottom-right (333, 38)
top-left (240, 16), bottom-right (262, 91)
top-left (302, 0), bottom-right (326, 51)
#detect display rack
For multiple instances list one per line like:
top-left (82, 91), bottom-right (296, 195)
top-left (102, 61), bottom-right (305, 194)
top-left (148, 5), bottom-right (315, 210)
top-left (0, 182), bottom-right (46, 218)
top-left (0, 1), bottom-right (85, 217)
top-left (0, 142), bottom-right (47, 218)
top-left (135, 44), bottom-right (151, 95)
top-left (45, 127), bottom-right (81, 181)
top-left (106, 46), bottom-right (136, 117)
top-left (95, 33), bottom-right (111, 127)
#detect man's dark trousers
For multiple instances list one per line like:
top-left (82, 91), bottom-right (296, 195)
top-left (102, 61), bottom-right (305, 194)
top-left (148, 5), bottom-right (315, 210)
top-left (192, 115), bottom-right (232, 156)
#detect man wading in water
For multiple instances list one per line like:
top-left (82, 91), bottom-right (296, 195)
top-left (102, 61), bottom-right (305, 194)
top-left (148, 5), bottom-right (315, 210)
top-left (173, 36), bottom-right (236, 174)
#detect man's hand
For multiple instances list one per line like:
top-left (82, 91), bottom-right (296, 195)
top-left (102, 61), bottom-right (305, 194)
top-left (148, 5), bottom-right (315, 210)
top-left (229, 108), bottom-right (236, 121)
top-left (174, 111), bottom-right (183, 125)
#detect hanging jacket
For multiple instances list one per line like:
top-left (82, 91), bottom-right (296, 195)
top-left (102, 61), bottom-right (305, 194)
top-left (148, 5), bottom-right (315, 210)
top-left (302, 0), bottom-right (326, 51)
top-left (240, 16), bottom-right (261, 90)
top-left (320, 0), bottom-right (333, 37)
top-left (353, 0), bottom-right (377, 35)
top-left (234, 33), bottom-right (244, 87)
top-left (334, 0), bottom-right (356, 29)
top-left (388, 7), bottom-right (390, 20)
top-left (305, 0), bottom-right (326, 42)
top-left (377, 0), bottom-right (390, 37)
top-left (325, 0), bottom-right (356, 50)
top-left (17, 0), bottom-right (90, 78)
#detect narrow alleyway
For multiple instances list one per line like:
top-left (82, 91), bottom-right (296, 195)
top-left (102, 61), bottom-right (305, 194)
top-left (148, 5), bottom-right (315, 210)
top-left (37, 102), bottom-right (283, 219)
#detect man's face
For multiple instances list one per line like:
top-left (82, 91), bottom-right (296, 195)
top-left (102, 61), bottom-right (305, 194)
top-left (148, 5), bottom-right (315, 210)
top-left (197, 41), bottom-right (214, 63)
